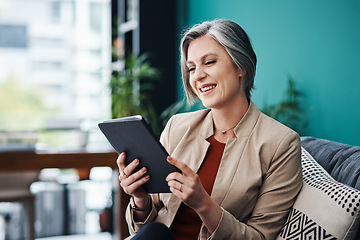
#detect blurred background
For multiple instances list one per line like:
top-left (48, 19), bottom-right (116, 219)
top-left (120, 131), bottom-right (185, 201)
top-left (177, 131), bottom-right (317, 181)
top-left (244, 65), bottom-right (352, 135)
top-left (0, 0), bottom-right (359, 239)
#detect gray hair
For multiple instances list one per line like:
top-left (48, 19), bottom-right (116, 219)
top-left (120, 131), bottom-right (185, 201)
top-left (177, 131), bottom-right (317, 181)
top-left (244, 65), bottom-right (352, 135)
top-left (180, 19), bottom-right (257, 103)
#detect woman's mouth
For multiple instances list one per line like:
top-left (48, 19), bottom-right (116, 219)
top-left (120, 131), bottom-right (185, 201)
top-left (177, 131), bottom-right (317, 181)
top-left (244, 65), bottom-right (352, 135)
top-left (200, 84), bottom-right (216, 93)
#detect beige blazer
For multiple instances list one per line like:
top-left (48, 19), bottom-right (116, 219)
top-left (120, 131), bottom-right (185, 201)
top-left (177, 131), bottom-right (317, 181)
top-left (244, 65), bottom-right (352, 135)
top-left (126, 102), bottom-right (303, 240)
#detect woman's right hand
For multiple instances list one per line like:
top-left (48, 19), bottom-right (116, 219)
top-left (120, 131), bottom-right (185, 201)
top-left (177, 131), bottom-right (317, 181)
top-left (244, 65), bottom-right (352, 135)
top-left (117, 152), bottom-right (150, 200)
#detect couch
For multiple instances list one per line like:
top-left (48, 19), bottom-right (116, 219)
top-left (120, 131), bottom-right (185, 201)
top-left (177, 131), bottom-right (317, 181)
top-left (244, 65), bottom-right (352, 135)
top-left (276, 137), bottom-right (360, 240)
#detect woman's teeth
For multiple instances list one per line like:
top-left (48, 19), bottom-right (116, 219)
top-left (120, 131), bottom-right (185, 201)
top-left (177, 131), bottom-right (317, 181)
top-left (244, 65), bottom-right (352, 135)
top-left (200, 85), bottom-right (216, 92)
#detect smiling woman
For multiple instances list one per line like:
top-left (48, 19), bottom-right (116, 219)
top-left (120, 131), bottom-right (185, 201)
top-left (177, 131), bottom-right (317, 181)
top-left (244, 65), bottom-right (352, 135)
top-left (186, 35), bottom-right (244, 112)
top-left (116, 19), bottom-right (303, 240)
top-left (181, 20), bottom-right (257, 105)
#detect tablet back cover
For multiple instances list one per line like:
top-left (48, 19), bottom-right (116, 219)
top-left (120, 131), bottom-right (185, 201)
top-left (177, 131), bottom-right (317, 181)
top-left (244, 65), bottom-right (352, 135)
top-left (98, 115), bottom-right (179, 193)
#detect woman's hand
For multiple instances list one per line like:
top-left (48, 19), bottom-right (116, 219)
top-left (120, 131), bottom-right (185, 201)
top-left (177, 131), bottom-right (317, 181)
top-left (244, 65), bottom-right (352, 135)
top-left (166, 156), bottom-right (210, 212)
top-left (117, 152), bottom-right (150, 200)
top-left (166, 156), bottom-right (223, 233)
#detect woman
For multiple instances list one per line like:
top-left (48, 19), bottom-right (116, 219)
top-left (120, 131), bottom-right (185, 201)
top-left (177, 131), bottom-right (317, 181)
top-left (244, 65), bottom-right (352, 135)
top-left (117, 19), bottom-right (302, 240)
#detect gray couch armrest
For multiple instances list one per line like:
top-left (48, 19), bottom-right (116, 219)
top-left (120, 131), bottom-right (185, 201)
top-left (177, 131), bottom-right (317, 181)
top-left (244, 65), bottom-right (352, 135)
top-left (301, 136), bottom-right (360, 190)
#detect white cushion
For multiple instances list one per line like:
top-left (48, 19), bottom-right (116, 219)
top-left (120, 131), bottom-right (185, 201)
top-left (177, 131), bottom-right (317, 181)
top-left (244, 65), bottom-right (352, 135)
top-left (276, 148), bottom-right (360, 240)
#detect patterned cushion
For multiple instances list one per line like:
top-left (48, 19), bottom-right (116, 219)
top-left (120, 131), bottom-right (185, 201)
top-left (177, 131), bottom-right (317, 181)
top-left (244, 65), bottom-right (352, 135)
top-left (276, 148), bottom-right (360, 240)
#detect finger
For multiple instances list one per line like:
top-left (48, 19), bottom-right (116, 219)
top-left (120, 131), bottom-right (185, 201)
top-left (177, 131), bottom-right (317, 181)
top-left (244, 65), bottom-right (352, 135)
top-left (121, 168), bottom-right (150, 195)
top-left (116, 152), bottom-right (126, 173)
top-left (120, 166), bottom-right (146, 184)
top-left (169, 186), bottom-right (181, 195)
top-left (167, 180), bottom-right (183, 192)
top-left (119, 158), bottom-right (140, 181)
top-left (168, 183), bottom-right (184, 197)
top-left (166, 171), bottom-right (186, 183)
top-left (116, 152), bottom-right (139, 178)
top-left (123, 175), bottom-right (150, 195)
top-left (167, 156), bottom-right (194, 176)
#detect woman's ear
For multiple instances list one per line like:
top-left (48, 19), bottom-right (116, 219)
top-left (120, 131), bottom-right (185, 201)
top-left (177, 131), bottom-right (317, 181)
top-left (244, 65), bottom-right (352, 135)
top-left (238, 69), bottom-right (243, 78)
top-left (238, 70), bottom-right (245, 92)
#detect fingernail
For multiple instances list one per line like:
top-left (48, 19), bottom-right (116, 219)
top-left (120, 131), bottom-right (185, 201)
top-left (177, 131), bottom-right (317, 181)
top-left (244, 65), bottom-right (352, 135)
top-left (145, 175), bottom-right (150, 180)
top-left (142, 167), bottom-right (147, 173)
top-left (167, 156), bottom-right (172, 162)
top-left (134, 159), bottom-right (139, 165)
top-left (120, 152), bottom-right (125, 157)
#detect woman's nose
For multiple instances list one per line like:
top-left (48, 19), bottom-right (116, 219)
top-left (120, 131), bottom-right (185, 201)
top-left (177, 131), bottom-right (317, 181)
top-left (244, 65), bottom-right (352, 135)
top-left (192, 67), bottom-right (206, 82)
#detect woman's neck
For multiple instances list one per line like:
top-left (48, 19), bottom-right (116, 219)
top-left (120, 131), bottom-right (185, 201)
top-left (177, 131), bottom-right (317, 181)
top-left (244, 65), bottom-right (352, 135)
top-left (211, 98), bottom-right (249, 143)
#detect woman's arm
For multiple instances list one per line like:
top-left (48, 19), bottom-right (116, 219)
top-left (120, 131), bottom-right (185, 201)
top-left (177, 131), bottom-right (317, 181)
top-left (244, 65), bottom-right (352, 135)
top-left (207, 132), bottom-right (302, 240)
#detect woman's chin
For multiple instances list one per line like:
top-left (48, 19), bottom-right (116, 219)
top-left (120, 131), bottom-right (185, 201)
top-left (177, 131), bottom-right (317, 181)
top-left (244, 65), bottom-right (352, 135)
top-left (199, 98), bottom-right (217, 109)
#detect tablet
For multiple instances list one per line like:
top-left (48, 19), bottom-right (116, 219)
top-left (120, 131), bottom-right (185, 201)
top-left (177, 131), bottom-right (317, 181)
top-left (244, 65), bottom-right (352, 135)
top-left (98, 115), bottom-right (180, 193)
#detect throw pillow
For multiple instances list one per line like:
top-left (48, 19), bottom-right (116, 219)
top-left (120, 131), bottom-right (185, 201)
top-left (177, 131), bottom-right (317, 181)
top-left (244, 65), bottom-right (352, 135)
top-left (276, 147), bottom-right (360, 240)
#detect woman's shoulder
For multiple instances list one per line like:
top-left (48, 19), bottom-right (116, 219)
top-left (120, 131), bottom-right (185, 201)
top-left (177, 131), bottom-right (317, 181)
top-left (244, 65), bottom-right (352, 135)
top-left (254, 111), bottom-right (301, 157)
top-left (240, 102), bottom-right (299, 141)
top-left (245, 102), bottom-right (300, 150)
top-left (258, 111), bottom-right (299, 139)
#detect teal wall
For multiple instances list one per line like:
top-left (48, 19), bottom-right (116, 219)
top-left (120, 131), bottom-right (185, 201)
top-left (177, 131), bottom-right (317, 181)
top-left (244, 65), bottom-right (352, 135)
top-left (176, 0), bottom-right (360, 146)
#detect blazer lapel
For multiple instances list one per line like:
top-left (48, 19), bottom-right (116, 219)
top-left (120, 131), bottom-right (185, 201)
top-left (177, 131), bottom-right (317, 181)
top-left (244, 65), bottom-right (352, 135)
top-left (211, 102), bottom-right (261, 206)
top-left (171, 110), bottom-right (213, 173)
top-left (211, 137), bottom-right (248, 205)
top-left (163, 111), bottom-right (213, 225)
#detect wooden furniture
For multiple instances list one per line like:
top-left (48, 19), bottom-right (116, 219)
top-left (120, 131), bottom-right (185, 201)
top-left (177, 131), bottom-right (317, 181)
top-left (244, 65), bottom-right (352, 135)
top-left (0, 149), bottom-right (130, 240)
top-left (0, 171), bottom-right (38, 240)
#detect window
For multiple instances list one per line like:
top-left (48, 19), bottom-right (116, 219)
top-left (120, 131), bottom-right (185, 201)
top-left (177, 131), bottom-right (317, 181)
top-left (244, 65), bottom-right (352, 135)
top-left (90, 2), bottom-right (103, 33)
top-left (0, 25), bottom-right (27, 48)
top-left (51, 1), bottom-right (61, 23)
top-left (0, 0), bottom-right (111, 150)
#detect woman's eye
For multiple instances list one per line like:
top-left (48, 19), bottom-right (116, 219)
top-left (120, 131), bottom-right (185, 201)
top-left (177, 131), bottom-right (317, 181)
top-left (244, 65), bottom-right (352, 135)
top-left (205, 60), bottom-right (216, 65)
top-left (187, 67), bottom-right (195, 72)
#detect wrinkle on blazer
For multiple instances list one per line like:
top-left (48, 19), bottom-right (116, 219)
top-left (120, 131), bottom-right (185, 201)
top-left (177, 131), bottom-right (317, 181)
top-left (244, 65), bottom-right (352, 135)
top-left (125, 101), bottom-right (303, 240)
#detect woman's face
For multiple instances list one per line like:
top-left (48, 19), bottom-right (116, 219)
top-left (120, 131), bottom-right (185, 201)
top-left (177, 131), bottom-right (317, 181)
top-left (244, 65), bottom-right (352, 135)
top-left (187, 35), bottom-right (243, 110)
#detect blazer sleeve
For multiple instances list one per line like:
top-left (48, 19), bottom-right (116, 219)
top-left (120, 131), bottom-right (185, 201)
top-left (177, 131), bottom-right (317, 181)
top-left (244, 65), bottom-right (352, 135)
top-left (125, 194), bottom-right (164, 235)
top-left (202, 132), bottom-right (303, 240)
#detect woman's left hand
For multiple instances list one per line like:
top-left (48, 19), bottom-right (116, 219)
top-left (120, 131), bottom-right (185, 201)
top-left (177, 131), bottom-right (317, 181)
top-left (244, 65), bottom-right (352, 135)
top-left (166, 156), bottom-right (210, 212)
